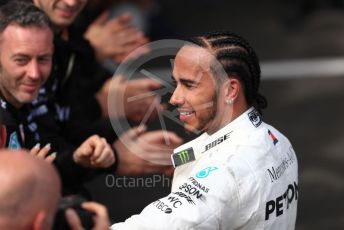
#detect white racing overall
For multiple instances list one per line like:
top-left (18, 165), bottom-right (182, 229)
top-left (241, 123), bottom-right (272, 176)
top-left (111, 108), bottom-right (298, 230)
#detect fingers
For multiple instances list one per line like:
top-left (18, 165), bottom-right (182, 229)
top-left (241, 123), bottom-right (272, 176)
top-left (93, 11), bottom-right (110, 26)
top-left (166, 132), bottom-right (184, 146)
top-left (92, 138), bottom-right (115, 168)
top-left (142, 130), bottom-right (183, 146)
top-left (65, 203), bottom-right (110, 230)
top-left (119, 44), bottom-right (150, 63)
top-left (118, 126), bottom-right (145, 148)
top-left (74, 135), bottom-right (115, 168)
top-left (45, 152), bottom-right (57, 163)
top-left (37, 143), bottom-right (51, 158)
top-left (107, 14), bottom-right (133, 33)
top-left (125, 79), bottom-right (159, 101)
top-left (109, 25), bottom-right (147, 47)
top-left (132, 78), bottom-right (162, 91)
top-left (90, 137), bottom-right (106, 163)
top-left (122, 129), bottom-right (182, 155)
top-left (30, 143), bottom-right (56, 163)
top-left (116, 27), bottom-right (141, 44)
top-left (75, 141), bottom-right (94, 158)
top-left (144, 79), bottom-right (163, 91)
top-left (121, 130), bottom-right (181, 166)
top-left (65, 208), bottom-right (84, 230)
top-left (81, 202), bottom-right (108, 217)
top-left (114, 134), bottom-right (176, 175)
top-left (117, 13), bottom-right (132, 25)
top-left (85, 10), bottom-right (148, 63)
top-left (144, 148), bottom-right (174, 165)
top-left (123, 78), bottom-right (163, 122)
top-left (73, 136), bottom-right (98, 166)
top-left (81, 202), bottom-right (110, 229)
top-left (134, 131), bottom-right (182, 165)
top-left (124, 125), bottom-right (147, 140)
top-left (95, 153), bottom-right (115, 168)
top-left (30, 143), bottom-right (40, 155)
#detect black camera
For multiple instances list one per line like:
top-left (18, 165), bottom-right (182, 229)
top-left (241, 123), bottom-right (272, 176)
top-left (53, 195), bottom-right (95, 230)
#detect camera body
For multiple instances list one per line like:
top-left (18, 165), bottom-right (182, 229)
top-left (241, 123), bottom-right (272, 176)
top-left (53, 195), bottom-right (94, 230)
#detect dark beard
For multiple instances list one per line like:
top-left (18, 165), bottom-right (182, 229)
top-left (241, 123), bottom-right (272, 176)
top-left (197, 92), bottom-right (218, 134)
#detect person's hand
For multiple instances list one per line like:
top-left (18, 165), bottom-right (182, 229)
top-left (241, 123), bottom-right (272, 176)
top-left (65, 202), bottom-right (110, 230)
top-left (73, 135), bottom-right (115, 168)
top-left (30, 143), bottom-right (56, 163)
top-left (123, 77), bottom-right (165, 123)
top-left (114, 126), bottom-right (183, 176)
top-left (84, 12), bottom-right (149, 63)
top-left (96, 76), bottom-right (165, 123)
top-left (113, 32), bottom-right (150, 63)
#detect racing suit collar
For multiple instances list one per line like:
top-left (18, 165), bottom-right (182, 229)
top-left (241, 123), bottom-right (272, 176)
top-left (205, 107), bottom-right (260, 138)
top-left (172, 107), bottom-right (261, 167)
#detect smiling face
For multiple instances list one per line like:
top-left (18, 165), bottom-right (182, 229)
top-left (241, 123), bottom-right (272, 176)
top-left (0, 25), bottom-right (53, 108)
top-left (170, 45), bottom-right (229, 134)
top-left (33, 0), bottom-right (87, 28)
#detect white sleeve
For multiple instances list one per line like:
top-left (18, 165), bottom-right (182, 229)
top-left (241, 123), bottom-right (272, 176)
top-left (111, 160), bottom-right (240, 230)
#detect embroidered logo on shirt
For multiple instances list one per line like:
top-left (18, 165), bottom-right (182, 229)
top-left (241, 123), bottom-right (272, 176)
top-left (196, 167), bottom-right (218, 178)
top-left (248, 109), bottom-right (262, 127)
top-left (9, 132), bottom-right (21, 149)
top-left (202, 131), bottom-right (232, 153)
top-left (55, 105), bottom-right (70, 122)
top-left (172, 147), bottom-right (195, 167)
top-left (0, 99), bottom-right (6, 109)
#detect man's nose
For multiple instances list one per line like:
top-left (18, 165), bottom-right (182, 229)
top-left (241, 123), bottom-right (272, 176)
top-left (27, 61), bottom-right (40, 80)
top-left (169, 86), bottom-right (184, 106)
top-left (64, 0), bottom-right (79, 7)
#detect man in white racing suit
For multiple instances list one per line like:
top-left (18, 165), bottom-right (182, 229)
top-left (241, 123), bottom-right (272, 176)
top-left (111, 31), bottom-right (298, 230)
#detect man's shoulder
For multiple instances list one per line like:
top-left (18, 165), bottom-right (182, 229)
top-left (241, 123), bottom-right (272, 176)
top-left (253, 122), bottom-right (293, 150)
top-left (212, 121), bottom-right (295, 177)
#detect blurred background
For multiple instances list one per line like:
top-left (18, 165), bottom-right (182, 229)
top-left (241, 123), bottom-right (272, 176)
top-left (84, 0), bottom-right (344, 229)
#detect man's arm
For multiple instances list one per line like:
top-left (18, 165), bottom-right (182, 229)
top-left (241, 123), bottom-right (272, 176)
top-left (111, 161), bottom-right (240, 229)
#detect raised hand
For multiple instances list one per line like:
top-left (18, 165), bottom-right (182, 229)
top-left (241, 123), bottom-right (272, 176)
top-left (73, 135), bottom-right (115, 168)
top-left (84, 12), bottom-right (149, 63)
top-left (97, 76), bottom-right (165, 123)
top-left (30, 143), bottom-right (56, 163)
top-left (65, 202), bottom-right (110, 230)
top-left (114, 126), bottom-right (183, 176)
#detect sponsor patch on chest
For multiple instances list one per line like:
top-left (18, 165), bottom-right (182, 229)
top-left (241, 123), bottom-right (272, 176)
top-left (172, 147), bottom-right (196, 167)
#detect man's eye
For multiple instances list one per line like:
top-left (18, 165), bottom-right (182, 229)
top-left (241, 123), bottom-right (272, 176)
top-left (38, 57), bottom-right (52, 64)
top-left (185, 82), bottom-right (196, 89)
top-left (15, 59), bottom-right (28, 65)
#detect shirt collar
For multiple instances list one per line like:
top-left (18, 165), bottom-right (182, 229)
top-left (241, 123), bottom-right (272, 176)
top-left (172, 107), bottom-right (262, 167)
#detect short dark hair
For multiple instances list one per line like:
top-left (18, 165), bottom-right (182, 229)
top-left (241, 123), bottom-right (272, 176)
top-left (0, 1), bottom-right (53, 35)
top-left (188, 31), bottom-right (267, 114)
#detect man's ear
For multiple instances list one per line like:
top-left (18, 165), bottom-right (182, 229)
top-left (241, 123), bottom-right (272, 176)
top-left (33, 211), bottom-right (48, 230)
top-left (224, 78), bottom-right (241, 102)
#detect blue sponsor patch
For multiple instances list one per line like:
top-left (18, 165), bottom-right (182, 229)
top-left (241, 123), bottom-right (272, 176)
top-left (196, 166), bottom-right (218, 178)
top-left (9, 132), bottom-right (21, 149)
